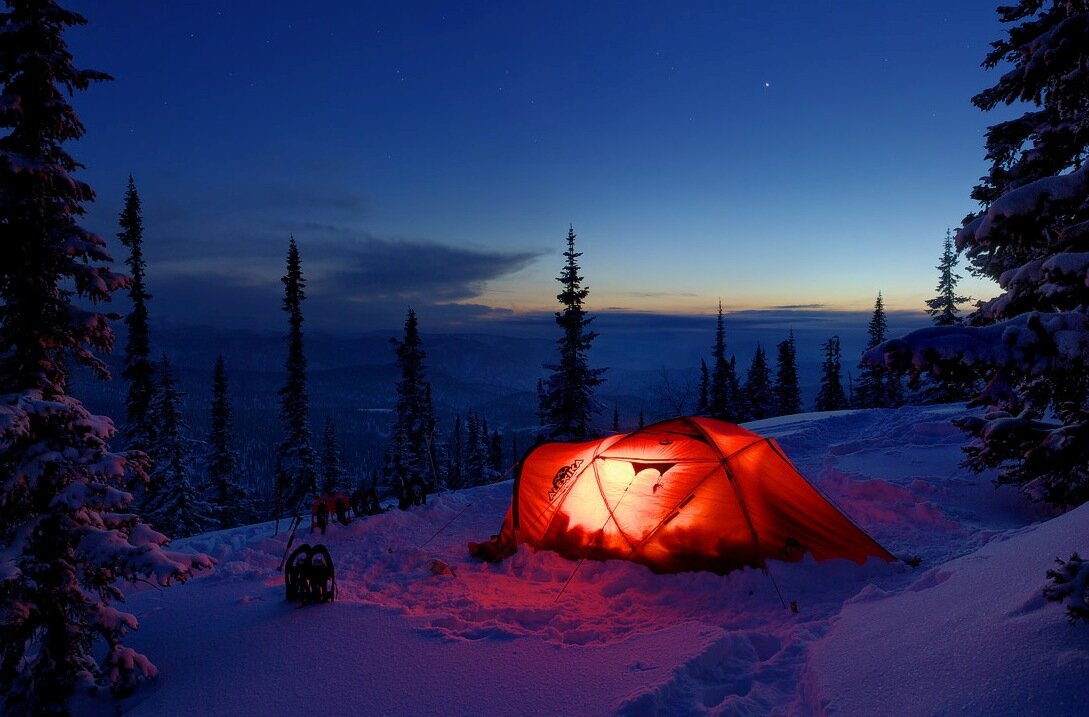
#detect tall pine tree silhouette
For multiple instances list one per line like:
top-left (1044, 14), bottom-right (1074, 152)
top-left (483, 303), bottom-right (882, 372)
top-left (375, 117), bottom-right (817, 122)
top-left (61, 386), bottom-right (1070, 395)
top-left (540, 225), bottom-right (606, 440)
top-left (0, 5), bottom-right (209, 712)
top-left (706, 302), bottom-right (740, 421)
top-left (774, 331), bottom-right (802, 415)
top-left (118, 175), bottom-right (155, 453)
top-left (206, 355), bottom-right (248, 528)
top-left (275, 236), bottom-right (317, 520)
top-left (920, 231), bottom-right (978, 403)
top-left (815, 336), bottom-right (848, 411)
top-left (855, 293), bottom-right (900, 407)
top-left (321, 416), bottom-right (348, 496)
top-left (926, 229), bottom-right (971, 326)
top-left (743, 344), bottom-right (775, 419)
top-left (857, 293), bottom-right (885, 407)
top-left (388, 308), bottom-right (436, 494)
top-left (144, 354), bottom-right (214, 538)
top-left (696, 359), bottom-right (709, 415)
top-left (449, 414), bottom-right (464, 490)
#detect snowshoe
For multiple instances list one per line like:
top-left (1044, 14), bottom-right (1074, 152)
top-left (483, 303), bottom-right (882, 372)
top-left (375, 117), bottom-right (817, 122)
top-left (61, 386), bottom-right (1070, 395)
top-left (303, 544), bottom-right (336, 604)
top-left (284, 543), bottom-right (313, 602)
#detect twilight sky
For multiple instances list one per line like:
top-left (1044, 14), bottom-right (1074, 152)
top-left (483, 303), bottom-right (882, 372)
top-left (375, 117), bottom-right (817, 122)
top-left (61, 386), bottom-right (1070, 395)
top-left (64, 1), bottom-right (1012, 333)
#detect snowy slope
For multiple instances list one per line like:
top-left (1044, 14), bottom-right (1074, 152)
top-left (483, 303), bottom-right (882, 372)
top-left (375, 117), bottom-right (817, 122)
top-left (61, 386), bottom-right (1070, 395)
top-left (109, 405), bottom-right (1086, 717)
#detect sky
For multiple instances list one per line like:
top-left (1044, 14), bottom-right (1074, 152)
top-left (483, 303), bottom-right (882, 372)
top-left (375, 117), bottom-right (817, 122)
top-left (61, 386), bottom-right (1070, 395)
top-left (63, 1), bottom-right (1015, 333)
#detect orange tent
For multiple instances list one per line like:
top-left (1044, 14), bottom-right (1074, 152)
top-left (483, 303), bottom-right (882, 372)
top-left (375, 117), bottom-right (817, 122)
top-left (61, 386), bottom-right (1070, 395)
top-left (470, 416), bottom-right (894, 574)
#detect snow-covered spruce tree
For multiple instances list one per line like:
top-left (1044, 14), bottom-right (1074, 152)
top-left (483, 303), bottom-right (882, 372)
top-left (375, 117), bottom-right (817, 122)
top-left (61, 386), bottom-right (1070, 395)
top-left (864, 1), bottom-right (1089, 507)
top-left (540, 225), bottom-right (606, 440)
top-left (274, 237), bottom-right (317, 520)
top-left (143, 355), bottom-right (214, 538)
top-left (320, 416), bottom-right (347, 496)
top-left (743, 344), bottom-right (775, 420)
top-left (705, 302), bottom-right (742, 421)
top-left (118, 175), bottom-right (156, 456)
top-left (205, 355), bottom-right (249, 529)
top-left (815, 336), bottom-right (849, 411)
top-left (388, 308), bottom-right (437, 492)
top-left (0, 5), bottom-right (210, 710)
top-left (774, 331), bottom-right (802, 416)
top-left (927, 229), bottom-right (972, 326)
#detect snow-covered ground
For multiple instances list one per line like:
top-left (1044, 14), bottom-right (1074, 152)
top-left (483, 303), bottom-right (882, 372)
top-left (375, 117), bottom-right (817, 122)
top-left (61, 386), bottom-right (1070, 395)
top-left (112, 405), bottom-right (1087, 716)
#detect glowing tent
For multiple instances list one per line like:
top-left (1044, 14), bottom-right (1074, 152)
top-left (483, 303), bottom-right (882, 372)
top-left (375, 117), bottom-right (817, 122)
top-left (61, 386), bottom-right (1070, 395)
top-left (470, 416), bottom-right (894, 574)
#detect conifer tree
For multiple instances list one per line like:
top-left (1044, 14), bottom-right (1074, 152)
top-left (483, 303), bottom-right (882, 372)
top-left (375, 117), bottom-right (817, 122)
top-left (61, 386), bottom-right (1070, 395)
top-left (118, 175), bottom-right (155, 453)
top-left (206, 355), bottom-right (249, 529)
top-left (638, 408), bottom-right (645, 428)
top-left (144, 355), bottom-right (214, 538)
top-left (706, 302), bottom-right (741, 421)
top-left (432, 440), bottom-right (450, 492)
top-left (815, 336), bottom-right (848, 411)
top-left (696, 359), bottom-right (709, 415)
top-left (449, 414), bottom-right (464, 490)
top-left (863, 1), bottom-right (1089, 506)
top-left (729, 356), bottom-right (746, 420)
top-left (855, 293), bottom-right (901, 408)
top-left (388, 308), bottom-right (437, 492)
top-left (918, 230), bottom-right (979, 403)
top-left (321, 416), bottom-right (347, 496)
top-left (540, 225), bottom-right (606, 440)
top-left (0, 5), bottom-right (209, 712)
top-left (774, 331), bottom-right (802, 415)
top-left (853, 289), bottom-right (888, 400)
top-left (743, 344), bottom-right (775, 420)
top-left (274, 237), bottom-right (317, 519)
top-left (463, 410), bottom-right (487, 487)
top-left (926, 229), bottom-right (971, 326)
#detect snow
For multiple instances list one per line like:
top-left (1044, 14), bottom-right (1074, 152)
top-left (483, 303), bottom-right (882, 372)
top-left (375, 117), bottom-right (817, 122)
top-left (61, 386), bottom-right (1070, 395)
top-left (810, 503), bottom-right (1089, 717)
top-left (106, 405), bottom-right (1086, 717)
top-left (959, 164), bottom-right (1089, 249)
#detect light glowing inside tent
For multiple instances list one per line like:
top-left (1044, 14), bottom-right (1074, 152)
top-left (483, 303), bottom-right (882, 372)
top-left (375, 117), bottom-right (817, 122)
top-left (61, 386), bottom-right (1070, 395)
top-left (469, 417), bottom-right (896, 574)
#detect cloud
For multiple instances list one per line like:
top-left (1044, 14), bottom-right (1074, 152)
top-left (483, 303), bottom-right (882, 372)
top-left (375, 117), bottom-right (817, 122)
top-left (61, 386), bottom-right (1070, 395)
top-left (316, 236), bottom-right (541, 303)
top-left (142, 233), bottom-right (544, 332)
top-left (769, 303), bottom-right (826, 310)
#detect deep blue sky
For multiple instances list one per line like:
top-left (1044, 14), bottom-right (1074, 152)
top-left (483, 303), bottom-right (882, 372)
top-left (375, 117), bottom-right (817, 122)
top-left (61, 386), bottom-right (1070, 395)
top-left (64, 1), bottom-right (1012, 333)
